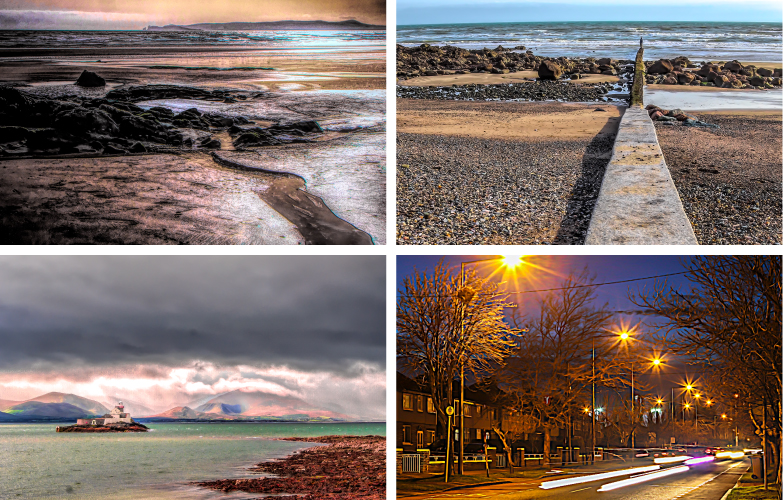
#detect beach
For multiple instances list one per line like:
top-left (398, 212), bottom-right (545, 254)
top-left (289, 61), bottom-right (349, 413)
top-left (196, 435), bottom-right (385, 499)
top-left (0, 29), bottom-right (386, 244)
top-left (397, 100), bottom-right (622, 244)
top-left (396, 21), bottom-right (781, 245)
top-left (655, 110), bottom-right (782, 245)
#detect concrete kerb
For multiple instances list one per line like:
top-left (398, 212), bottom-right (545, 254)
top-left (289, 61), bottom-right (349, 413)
top-left (585, 105), bottom-right (698, 245)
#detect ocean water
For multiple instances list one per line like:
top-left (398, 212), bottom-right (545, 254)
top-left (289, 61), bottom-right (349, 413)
top-left (397, 22), bottom-right (782, 62)
top-left (0, 422), bottom-right (385, 499)
top-left (0, 29), bottom-right (385, 50)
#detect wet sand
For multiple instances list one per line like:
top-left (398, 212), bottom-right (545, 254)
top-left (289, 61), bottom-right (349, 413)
top-left (0, 44), bottom-right (385, 244)
top-left (397, 100), bottom-right (622, 245)
top-left (196, 435), bottom-right (385, 500)
top-left (655, 110), bottom-right (782, 245)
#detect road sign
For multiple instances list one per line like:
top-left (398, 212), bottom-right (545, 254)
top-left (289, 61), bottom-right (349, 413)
top-left (446, 406), bottom-right (454, 416)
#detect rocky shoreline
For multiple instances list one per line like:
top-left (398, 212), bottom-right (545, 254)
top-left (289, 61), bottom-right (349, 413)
top-left (643, 58), bottom-right (781, 89)
top-left (397, 44), bottom-right (633, 80)
top-left (56, 422), bottom-right (149, 433)
top-left (0, 81), bottom-right (326, 158)
top-left (195, 435), bottom-right (385, 499)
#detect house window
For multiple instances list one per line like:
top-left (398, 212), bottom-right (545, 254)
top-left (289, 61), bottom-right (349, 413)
top-left (417, 430), bottom-right (424, 448)
top-left (454, 400), bottom-right (460, 416)
top-left (464, 404), bottom-right (472, 417)
top-left (426, 430), bottom-right (436, 445)
top-left (417, 395), bottom-right (424, 412)
top-left (402, 425), bottom-right (412, 444)
top-left (402, 393), bottom-right (413, 411)
top-left (427, 397), bottom-right (435, 413)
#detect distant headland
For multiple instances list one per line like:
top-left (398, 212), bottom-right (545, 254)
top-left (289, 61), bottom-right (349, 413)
top-left (144, 20), bottom-right (385, 31)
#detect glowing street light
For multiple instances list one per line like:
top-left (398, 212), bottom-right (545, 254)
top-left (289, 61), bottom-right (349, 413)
top-left (619, 332), bottom-right (630, 340)
top-left (652, 358), bottom-right (662, 366)
top-left (501, 255), bottom-right (524, 268)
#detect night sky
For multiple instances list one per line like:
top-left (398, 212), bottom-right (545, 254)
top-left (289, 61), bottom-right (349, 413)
top-left (0, 256), bottom-right (385, 419)
top-left (397, 255), bottom-right (709, 399)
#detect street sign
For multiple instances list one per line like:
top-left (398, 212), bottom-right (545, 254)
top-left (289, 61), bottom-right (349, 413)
top-left (446, 406), bottom-right (454, 416)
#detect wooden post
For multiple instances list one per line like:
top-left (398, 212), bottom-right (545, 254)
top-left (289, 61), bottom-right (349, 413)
top-left (630, 45), bottom-right (645, 106)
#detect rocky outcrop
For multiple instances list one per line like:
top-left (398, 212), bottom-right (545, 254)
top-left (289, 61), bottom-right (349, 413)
top-left (75, 70), bottom-right (106, 87)
top-left (645, 104), bottom-right (718, 128)
top-left (645, 59), bottom-right (781, 89)
top-left (396, 44), bottom-right (632, 81)
top-left (0, 85), bottom-right (325, 157)
top-left (56, 422), bottom-right (149, 432)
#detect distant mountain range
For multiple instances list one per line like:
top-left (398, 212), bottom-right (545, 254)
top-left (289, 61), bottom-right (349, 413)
top-left (144, 20), bottom-right (385, 31)
top-left (1, 390), bottom-right (352, 423)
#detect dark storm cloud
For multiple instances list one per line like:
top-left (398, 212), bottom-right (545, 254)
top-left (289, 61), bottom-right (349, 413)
top-left (0, 256), bottom-right (385, 373)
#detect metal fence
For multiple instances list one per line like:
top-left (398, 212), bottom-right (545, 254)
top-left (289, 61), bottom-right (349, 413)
top-left (401, 454), bottom-right (421, 473)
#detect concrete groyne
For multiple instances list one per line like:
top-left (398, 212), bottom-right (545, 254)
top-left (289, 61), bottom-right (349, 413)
top-left (585, 44), bottom-right (697, 245)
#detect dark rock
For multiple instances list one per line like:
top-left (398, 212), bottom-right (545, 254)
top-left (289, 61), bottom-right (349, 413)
top-left (724, 60), bottom-right (743, 73)
top-left (129, 142), bottom-right (146, 153)
top-left (233, 129), bottom-right (282, 148)
top-left (538, 60), bottom-right (563, 80)
top-left (75, 70), bottom-right (106, 87)
top-left (269, 120), bottom-right (324, 134)
top-left (749, 76), bottom-right (766, 86)
top-left (105, 85), bottom-right (234, 103)
top-left (118, 114), bottom-right (168, 141)
top-left (677, 72), bottom-right (695, 84)
top-left (199, 137), bottom-right (221, 149)
top-left (648, 59), bottom-right (674, 75)
top-left (102, 144), bottom-right (126, 154)
top-left (53, 107), bottom-right (119, 137)
top-left (757, 67), bottom-right (773, 77)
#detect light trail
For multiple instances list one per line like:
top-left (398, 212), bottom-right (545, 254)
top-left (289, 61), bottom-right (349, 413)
top-left (654, 455), bottom-right (690, 464)
top-left (597, 465), bottom-right (689, 492)
top-left (730, 451), bottom-right (745, 459)
top-left (715, 451), bottom-right (733, 458)
top-left (684, 456), bottom-right (715, 465)
top-left (539, 465), bottom-right (660, 489)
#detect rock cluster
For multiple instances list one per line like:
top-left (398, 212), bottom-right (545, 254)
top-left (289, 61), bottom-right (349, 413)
top-left (196, 435), bottom-right (385, 500)
top-left (0, 83), bottom-right (323, 156)
top-left (56, 422), bottom-right (149, 432)
top-left (645, 104), bottom-right (719, 128)
top-left (645, 58), bottom-right (782, 89)
top-left (75, 70), bottom-right (106, 87)
top-left (397, 44), bottom-right (632, 81)
top-left (397, 80), bottom-right (620, 102)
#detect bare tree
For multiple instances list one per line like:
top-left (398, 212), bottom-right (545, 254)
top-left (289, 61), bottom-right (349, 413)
top-left (631, 256), bottom-right (781, 486)
top-left (498, 270), bottom-right (614, 466)
top-left (397, 260), bottom-right (517, 474)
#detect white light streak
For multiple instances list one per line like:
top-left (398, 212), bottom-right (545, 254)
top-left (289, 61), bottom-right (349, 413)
top-left (598, 465), bottom-right (689, 492)
top-left (539, 465), bottom-right (660, 489)
top-left (654, 455), bottom-right (691, 464)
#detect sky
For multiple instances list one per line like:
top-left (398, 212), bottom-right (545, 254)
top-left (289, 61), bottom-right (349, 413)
top-left (0, 0), bottom-right (386, 30)
top-left (0, 256), bottom-right (385, 420)
top-left (397, 0), bottom-right (782, 24)
top-left (397, 255), bottom-right (710, 398)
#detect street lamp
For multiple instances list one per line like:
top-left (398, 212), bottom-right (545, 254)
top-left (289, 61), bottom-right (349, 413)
top-left (456, 255), bottom-right (524, 475)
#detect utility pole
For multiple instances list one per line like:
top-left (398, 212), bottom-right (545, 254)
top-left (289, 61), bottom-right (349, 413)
top-left (762, 395), bottom-right (767, 490)
top-left (591, 339), bottom-right (596, 464)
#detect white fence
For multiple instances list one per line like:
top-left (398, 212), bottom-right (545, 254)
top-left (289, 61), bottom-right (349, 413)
top-left (401, 454), bottom-right (421, 473)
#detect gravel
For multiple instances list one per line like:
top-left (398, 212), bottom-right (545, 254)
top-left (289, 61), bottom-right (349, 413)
top-left (397, 80), bottom-right (627, 103)
top-left (655, 113), bottom-right (782, 245)
top-left (396, 121), bottom-right (616, 245)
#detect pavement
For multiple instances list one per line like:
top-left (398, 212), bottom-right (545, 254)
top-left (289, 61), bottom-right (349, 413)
top-left (399, 458), bottom-right (749, 500)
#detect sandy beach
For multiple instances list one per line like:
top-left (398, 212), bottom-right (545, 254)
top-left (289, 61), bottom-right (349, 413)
top-left (0, 33), bottom-right (385, 244)
top-left (397, 100), bottom-right (622, 245)
top-left (655, 110), bottom-right (782, 245)
top-left (195, 435), bottom-right (385, 499)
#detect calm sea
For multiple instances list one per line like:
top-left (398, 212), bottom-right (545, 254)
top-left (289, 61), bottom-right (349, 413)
top-left (0, 422), bottom-right (385, 499)
top-left (397, 22), bottom-right (782, 62)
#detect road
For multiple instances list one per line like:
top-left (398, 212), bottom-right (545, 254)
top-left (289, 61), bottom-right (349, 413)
top-left (401, 458), bottom-right (748, 500)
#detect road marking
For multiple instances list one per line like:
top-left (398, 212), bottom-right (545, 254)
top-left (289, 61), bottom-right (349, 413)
top-left (571, 487), bottom-right (591, 492)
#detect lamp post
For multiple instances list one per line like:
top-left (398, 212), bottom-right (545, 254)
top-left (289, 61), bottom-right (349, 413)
top-left (456, 255), bottom-right (523, 475)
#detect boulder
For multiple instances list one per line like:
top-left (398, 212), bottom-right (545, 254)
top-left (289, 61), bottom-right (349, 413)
top-left (757, 67), bottom-right (773, 77)
top-left (75, 70), bottom-right (106, 87)
top-left (662, 75), bottom-right (678, 85)
top-left (538, 60), bottom-right (563, 80)
top-left (53, 107), bottom-right (119, 137)
top-left (749, 75), bottom-right (766, 87)
top-left (696, 64), bottom-right (720, 77)
top-left (118, 114), bottom-right (168, 141)
top-left (596, 58), bottom-right (616, 66)
top-left (233, 129), bottom-right (282, 148)
top-left (129, 142), bottom-right (146, 153)
top-left (648, 59), bottom-right (674, 75)
top-left (724, 60), bottom-right (743, 73)
top-left (677, 72), bottom-right (695, 84)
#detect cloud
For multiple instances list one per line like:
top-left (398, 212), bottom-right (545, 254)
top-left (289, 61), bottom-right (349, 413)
top-left (0, 256), bottom-right (385, 374)
top-left (0, 361), bottom-right (386, 419)
top-left (0, 10), bottom-right (154, 29)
